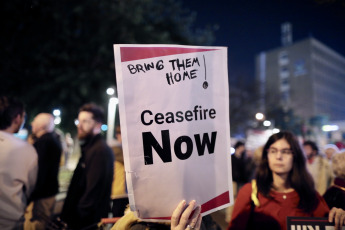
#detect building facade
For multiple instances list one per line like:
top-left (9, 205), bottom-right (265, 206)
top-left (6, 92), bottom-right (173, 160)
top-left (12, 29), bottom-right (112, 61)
top-left (256, 37), bottom-right (345, 123)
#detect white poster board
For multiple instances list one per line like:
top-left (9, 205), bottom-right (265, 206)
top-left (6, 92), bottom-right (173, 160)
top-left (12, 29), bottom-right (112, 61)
top-left (113, 44), bottom-right (233, 220)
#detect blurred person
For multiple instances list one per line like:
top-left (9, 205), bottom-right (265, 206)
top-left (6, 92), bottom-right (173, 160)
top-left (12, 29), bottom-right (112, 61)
top-left (60, 103), bottom-right (114, 230)
top-left (226, 141), bottom-right (254, 223)
top-left (244, 148), bottom-right (257, 181)
top-left (53, 128), bottom-right (68, 167)
top-left (24, 113), bottom-right (62, 230)
top-left (253, 146), bottom-right (264, 168)
top-left (110, 125), bottom-right (129, 217)
top-left (303, 140), bottom-right (333, 195)
top-left (247, 145), bottom-right (264, 182)
top-left (64, 132), bottom-right (74, 167)
top-left (323, 143), bottom-right (339, 161)
top-left (0, 96), bottom-right (38, 230)
top-left (231, 141), bottom-right (251, 193)
top-left (228, 131), bottom-right (345, 230)
top-left (323, 151), bottom-right (345, 209)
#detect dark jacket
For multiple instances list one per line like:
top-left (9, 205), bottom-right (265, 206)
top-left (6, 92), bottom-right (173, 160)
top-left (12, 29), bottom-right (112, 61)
top-left (323, 177), bottom-right (345, 209)
top-left (30, 132), bottom-right (62, 200)
top-left (61, 134), bottom-right (114, 230)
top-left (231, 153), bottom-right (250, 184)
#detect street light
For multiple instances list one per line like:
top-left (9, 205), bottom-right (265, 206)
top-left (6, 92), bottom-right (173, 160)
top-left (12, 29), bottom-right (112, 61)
top-left (53, 109), bottom-right (61, 125)
top-left (322, 125), bottom-right (339, 132)
top-left (255, 112), bottom-right (265, 121)
top-left (54, 117), bottom-right (61, 125)
top-left (53, 109), bottom-right (61, 117)
top-left (106, 87), bottom-right (119, 143)
top-left (272, 128), bottom-right (280, 134)
top-left (106, 87), bottom-right (115, 96)
top-left (263, 120), bottom-right (271, 127)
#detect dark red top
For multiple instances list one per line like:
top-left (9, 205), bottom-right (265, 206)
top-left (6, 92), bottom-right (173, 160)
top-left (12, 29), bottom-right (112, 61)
top-left (228, 183), bottom-right (330, 230)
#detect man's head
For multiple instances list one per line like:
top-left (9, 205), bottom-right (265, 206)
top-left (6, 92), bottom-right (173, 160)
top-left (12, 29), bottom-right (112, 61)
top-left (77, 103), bottom-right (104, 140)
top-left (234, 141), bottom-right (245, 157)
top-left (0, 96), bottom-right (26, 133)
top-left (303, 140), bottom-right (319, 160)
top-left (31, 113), bottom-right (55, 138)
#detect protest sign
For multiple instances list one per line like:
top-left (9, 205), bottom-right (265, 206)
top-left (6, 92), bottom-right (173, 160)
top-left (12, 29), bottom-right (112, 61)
top-left (113, 44), bottom-right (233, 220)
top-left (287, 217), bottom-right (345, 230)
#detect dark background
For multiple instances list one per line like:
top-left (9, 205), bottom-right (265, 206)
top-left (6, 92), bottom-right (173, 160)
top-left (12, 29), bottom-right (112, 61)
top-left (1, 0), bottom-right (344, 136)
top-left (183, 0), bottom-right (345, 83)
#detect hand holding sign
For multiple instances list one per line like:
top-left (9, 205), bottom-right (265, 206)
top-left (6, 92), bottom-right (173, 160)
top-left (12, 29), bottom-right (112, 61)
top-left (171, 200), bottom-right (202, 230)
top-left (329, 207), bottom-right (345, 230)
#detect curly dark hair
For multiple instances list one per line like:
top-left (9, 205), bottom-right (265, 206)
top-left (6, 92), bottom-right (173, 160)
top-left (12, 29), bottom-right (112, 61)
top-left (0, 96), bottom-right (24, 130)
top-left (303, 140), bottom-right (319, 155)
top-left (255, 131), bottom-right (318, 213)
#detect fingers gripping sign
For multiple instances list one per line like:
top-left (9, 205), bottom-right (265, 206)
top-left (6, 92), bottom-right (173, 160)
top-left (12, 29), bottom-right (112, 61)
top-left (329, 207), bottom-right (345, 230)
top-left (171, 200), bottom-right (202, 230)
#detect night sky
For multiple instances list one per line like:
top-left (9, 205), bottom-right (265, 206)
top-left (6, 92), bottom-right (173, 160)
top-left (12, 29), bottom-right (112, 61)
top-left (182, 0), bottom-right (345, 82)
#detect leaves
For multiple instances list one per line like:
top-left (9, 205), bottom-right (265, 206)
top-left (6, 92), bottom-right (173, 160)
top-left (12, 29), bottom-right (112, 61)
top-left (1, 0), bottom-right (215, 133)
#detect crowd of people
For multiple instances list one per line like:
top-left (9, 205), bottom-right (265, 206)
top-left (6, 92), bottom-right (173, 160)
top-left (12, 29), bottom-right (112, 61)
top-left (0, 96), bottom-right (195, 230)
top-left (1, 95), bottom-right (345, 230)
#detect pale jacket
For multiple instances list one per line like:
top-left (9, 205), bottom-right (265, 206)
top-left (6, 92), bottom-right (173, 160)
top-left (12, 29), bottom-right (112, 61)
top-left (0, 131), bottom-right (38, 230)
top-left (307, 155), bottom-right (333, 195)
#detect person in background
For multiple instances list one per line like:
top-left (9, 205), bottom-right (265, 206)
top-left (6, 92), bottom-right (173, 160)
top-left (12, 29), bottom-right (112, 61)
top-left (231, 141), bottom-right (250, 193)
top-left (110, 125), bottom-right (129, 217)
top-left (229, 142), bottom-right (245, 221)
top-left (0, 96), bottom-right (38, 230)
top-left (60, 103), bottom-right (114, 230)
top-left (54, 129), bottom-right (67, 167)
top-left (226, 141), bottom-right (254, 223)
top-left (252, 146), bottom-right (264, 171)
top-left (303, 140), bottom-right (333, 195)
top-left (323, 151), bottom-right (345, 209)
top-left (64, 132), bottom-right (74, 168)
top-left (24, 113), bottom-right (62, 230)
top-left (323, 144), bottom-right (339, 161)
top-left (228, 131), bottom-right (345, 230)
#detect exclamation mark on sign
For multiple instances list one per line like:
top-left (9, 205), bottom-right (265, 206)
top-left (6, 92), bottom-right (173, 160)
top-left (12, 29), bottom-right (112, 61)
top-left (202, 55), bottom-right (208, 89)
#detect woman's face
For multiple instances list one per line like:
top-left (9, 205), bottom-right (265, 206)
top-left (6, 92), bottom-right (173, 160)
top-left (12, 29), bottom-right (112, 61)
top-left (267, 138), bottom-right (294, 176)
